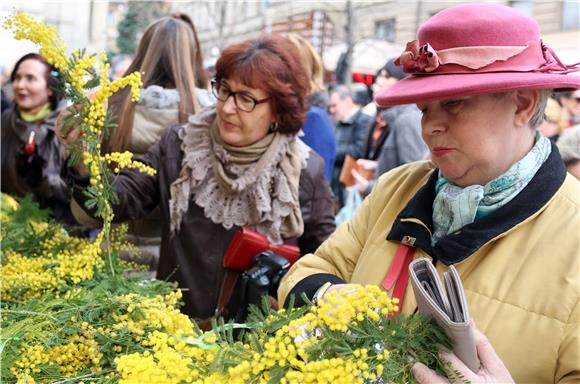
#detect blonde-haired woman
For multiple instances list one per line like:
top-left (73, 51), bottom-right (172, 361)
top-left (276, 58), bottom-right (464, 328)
top-left (285, 33), bottom-right (335, 183)
top-left (284, 34), bottom-right (326, 102)
top-left (73, 15), bottom-right (213, 269)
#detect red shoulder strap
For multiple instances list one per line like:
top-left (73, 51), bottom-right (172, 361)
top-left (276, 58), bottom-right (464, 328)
top-left (382, 242), bottom-right (416, 311)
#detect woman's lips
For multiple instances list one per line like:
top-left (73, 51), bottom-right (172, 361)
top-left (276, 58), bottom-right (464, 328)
top-left (432, 147), bottom-right (453, 157)
top-left (222, 120), bottom-right (238, 130)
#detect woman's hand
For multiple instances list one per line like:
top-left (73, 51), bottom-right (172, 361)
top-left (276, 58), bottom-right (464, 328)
top-left (352, 169), bottom-right (370, 195)
top-left (321, 283), bottom-right (359, 298)
top-left (55, 106), bottom-right (84, 146)
top-left (55, 106), bottom-right (89, 176)
top-left (356, 158), bottom-right (377, 172)
top-left (412, 323), bottom-right (514, 384)
top-left (352, 159), bottom-right (377, 195)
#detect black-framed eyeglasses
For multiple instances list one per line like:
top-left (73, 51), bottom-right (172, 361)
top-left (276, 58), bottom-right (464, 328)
top-left (211, 78), bottom-right (270, 112)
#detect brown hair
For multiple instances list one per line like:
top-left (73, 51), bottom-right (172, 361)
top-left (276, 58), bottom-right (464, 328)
top-left (106, 16), bottom-right (201, 153)
top-left (171, 12), bottom-right (209, 89)
top-left (284, 33), bottom-right (325, 94)
top-left (11, 53), bottom-right (63, 110)
top-left (215, 34), bottom-right (309, 135)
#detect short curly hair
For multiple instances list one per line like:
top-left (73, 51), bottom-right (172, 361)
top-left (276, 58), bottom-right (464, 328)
top-left (215, 34), bottom-right (310, 135)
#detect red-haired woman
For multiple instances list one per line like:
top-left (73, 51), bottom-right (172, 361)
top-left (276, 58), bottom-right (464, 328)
top-left (65, 34), bottom-right (336, 323)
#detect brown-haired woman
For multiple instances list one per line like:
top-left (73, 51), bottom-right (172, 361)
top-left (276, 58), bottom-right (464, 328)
top-left (171, 12), bottom-right (210, 92)
top-left (65, 34), bottom-right (336, 323)
top-left (1, 53), bottom-right (73, 224)
top-left (72, 15), bottom-right (214, 269)
top-left (105, 15), bottom-right (211, 154)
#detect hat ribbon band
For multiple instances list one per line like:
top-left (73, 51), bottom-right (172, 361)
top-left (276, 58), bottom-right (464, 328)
top-left (539, 44), bottom-right (580, 74)
top-left (396, 39), bottom-right (580, 75)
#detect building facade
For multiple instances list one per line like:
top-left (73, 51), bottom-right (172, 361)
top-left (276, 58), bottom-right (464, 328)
top-left (1, 1), bottom-right (109, 73)
top-left (1, 1), bottom-right (577, 76)
top-left (174, 0), bottom-right (579, 72)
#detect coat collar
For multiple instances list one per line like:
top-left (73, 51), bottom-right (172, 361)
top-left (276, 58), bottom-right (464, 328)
top-left (387, 140), bottom-right (567, 265)
top-left (340, 108), bottom-right (362, 125)
top-left (9, 106), bottom-right (61, 143)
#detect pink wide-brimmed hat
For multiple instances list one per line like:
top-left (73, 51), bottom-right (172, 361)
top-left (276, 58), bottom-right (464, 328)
top-left (376, 3), bottom-right (580, 107)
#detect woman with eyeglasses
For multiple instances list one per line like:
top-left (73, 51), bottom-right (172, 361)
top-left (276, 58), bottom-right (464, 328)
top-left (63, 34), bottom-right (336, 324)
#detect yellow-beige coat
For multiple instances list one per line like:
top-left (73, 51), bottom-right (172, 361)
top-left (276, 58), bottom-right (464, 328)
top-left (279, 160), bottom-right (580, 383)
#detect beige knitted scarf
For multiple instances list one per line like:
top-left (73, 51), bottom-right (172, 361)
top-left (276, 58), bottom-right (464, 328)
top-left (169, 107), bottom-right (309, 244)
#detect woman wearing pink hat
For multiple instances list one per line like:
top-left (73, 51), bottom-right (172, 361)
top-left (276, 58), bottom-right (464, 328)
top-left (279, 3), bottom-right (580, 383)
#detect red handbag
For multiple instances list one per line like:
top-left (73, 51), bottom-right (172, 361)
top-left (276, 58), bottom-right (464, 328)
top-left (223, 227), bottom-right (300, 270)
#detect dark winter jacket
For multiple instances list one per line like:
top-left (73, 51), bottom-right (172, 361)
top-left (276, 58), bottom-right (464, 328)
top-left (72, 123), bottom-right (336, 319)
top-left (365, 104), bottom-right (427, 195)
top-left (1, 104), bottom-right (74, 224)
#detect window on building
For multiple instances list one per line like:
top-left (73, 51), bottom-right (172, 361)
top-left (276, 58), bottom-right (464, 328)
top-left (509, 1), bottom-right (533, 17)
top-left (562, 0), bottom-right (580, 30)
top-left (375, 18), bottom-right (396, 42)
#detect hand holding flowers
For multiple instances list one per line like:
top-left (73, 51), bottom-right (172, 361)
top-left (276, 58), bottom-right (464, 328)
top-left (412, 321), bottom-right (515, 384)
top-left (4, 11), bottom-right (153, 274)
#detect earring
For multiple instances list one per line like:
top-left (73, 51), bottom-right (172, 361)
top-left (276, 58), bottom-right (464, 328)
top-left (270, 122), bottom-right (279, 132)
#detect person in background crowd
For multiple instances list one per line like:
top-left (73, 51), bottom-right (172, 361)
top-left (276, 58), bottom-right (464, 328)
top-left (62, 34), bottom-right (335, 325)
top-left (103, 15), bottom-right (210, 154)
top-left (353, 103), bottom-right (426, 197)
top-left (353, 58), bottom-right (425, 197)
top-left (1, 53), bottom-right (72, 224)
top-left (285, 33), bottom-right (336, 184)
top-left (362, 58), bottom-right (407, 119)
top-left (356, 59), bottom-right (417, 170)
top-left (279, 3), bottom-right (579, 383)
top-left (538, 96), bottom-right (566, 141)
top-left (1, 64), bottom-right (13, 113)
top-left (328, 84), bottom-right (372, 207)
top-left (362, 106), bottom-right (390, 162)
top-left (171, 12), bottom-right (214, 106)
top-left (555, 89), bottom-right (580, 128)
top-left (557, 124), bottom-right (580, 180)
top-left (70, 15), bottom-right (213, 271)
top-left (0, 89), bottom-right (10, 114)
top-left (351, 82), bottom-right (372, 110)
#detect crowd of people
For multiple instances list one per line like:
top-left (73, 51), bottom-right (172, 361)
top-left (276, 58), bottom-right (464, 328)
top-left (1, 2), bottom-right (579, 383)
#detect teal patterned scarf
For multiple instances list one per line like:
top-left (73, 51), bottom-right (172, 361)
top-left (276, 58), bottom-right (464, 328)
top-left (431, 132), bottom-right (551, 246)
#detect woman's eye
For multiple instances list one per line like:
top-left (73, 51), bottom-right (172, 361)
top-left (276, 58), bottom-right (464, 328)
top-left (443, 100), bottom-right (463, 109)
top-left (238, 93), bottom-right (254, 104)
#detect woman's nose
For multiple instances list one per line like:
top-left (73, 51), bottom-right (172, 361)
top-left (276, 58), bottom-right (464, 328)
top-left (422, 112), bottom-right (447, 136)
top-left (221, 95), bottom-right (237, 114)
top-left (13, 79), bottom-right (25, 90)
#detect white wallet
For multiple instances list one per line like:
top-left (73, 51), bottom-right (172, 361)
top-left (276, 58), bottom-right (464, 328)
top-left (409, 258), bottom-right (480, 372)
